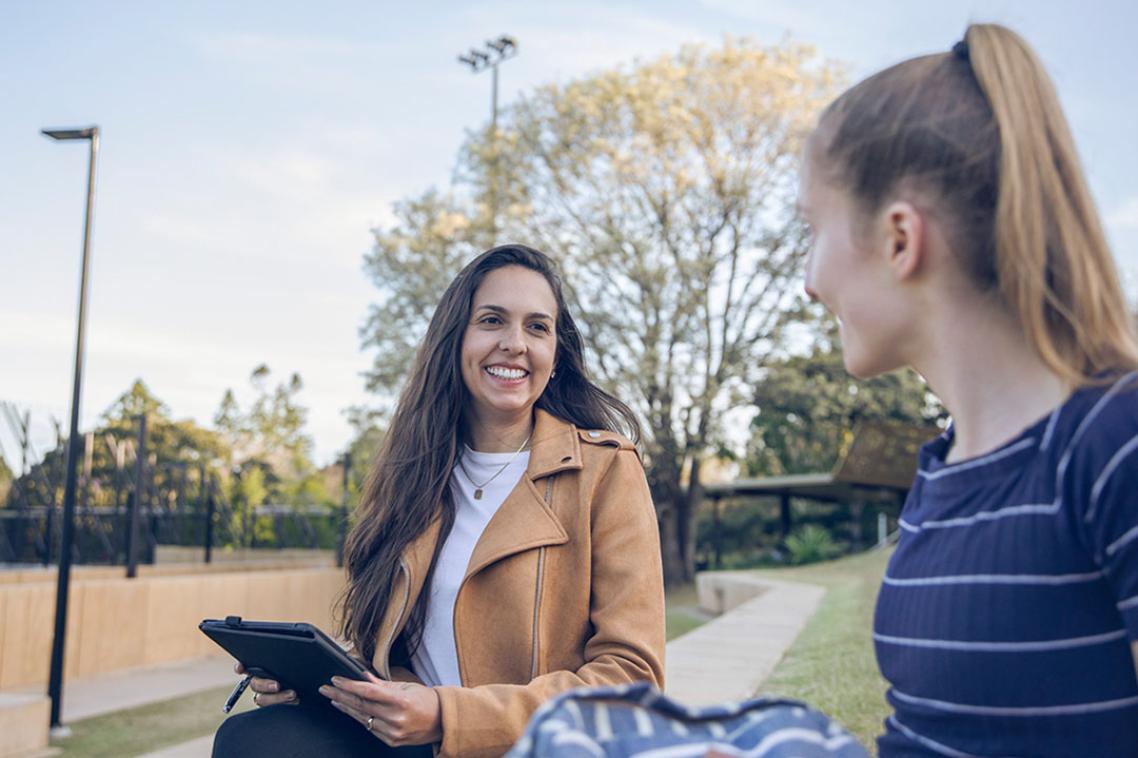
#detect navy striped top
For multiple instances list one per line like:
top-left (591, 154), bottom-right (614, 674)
top-left (875, 371), bottom-right (1138, 757)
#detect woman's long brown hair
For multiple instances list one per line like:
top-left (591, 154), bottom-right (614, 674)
top-left (339, 244), bottom-right (639, 664)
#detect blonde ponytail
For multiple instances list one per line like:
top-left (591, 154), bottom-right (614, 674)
top-left (819, 23), bottom-right (1138, 386)
top-left (964, 24), bottom-right (1138, 384)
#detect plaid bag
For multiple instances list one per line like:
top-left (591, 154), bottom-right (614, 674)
top-left (506, 682), bottom-right (870, 758)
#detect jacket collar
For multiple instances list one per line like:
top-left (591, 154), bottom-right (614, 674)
top-left (526, 408), bottom-right (584, 479)
top-left (465, 409), bottom-right (573, 580)
top-left (398, 409), bottom-right (576, 602)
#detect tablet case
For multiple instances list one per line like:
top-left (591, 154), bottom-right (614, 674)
top-left (200, 616), bottom-right (370, 708)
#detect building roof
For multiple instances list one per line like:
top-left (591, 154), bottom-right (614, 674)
top-left (702, 421), bottom-right (939, 504)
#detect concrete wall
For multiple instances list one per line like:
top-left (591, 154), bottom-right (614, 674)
top-left (0, 567), bottom-right (346, 689)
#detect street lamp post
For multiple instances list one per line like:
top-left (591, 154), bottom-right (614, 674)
top-left (42, 124), bottom-right (100, 734)
top-left (458, 35), bottom-right (517, 235)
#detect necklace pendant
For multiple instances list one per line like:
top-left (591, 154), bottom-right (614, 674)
top-left (474, 488), bottom-right (483, 500)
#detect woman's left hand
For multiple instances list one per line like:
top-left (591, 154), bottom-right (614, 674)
top-left (319, 672), bottom-right (442, 747)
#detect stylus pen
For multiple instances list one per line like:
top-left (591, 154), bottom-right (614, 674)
top-left (223, 674), bottom-right (253, 713)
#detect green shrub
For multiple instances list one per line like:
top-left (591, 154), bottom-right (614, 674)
top-left (785, 524), bottom-right (841, 565)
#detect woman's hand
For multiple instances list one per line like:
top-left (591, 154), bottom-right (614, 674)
top-left (319, 672), bottom-right (442, 747)
top-left (234, 662), bottom-right (298, 707)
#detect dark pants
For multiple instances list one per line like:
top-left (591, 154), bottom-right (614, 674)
top-left (212, 703), bottom-right (434, 758)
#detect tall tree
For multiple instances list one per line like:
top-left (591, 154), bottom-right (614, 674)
top-left (7, 380), bottom-right (228, 511)
top-left (214, 366), bottom-right (315, 480)
top-left (362, 39), bottom-right (842, 584)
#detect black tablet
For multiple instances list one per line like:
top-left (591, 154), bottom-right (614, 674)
top-left (200, 616), bottom-right (371, 707)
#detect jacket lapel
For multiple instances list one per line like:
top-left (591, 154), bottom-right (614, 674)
top-left (463, 410), bottom-right (577, 580)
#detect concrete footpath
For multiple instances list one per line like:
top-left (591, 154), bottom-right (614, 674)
top-left (16, 656), bottom-right (236, 724)
top-left (41, 574), bottom-right (825, 758)
top-left (666, 573), bottom-right (826, 705)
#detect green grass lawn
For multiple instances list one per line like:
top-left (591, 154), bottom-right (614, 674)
top-left (754, 547), bottom-right (893, 752)
top-left (665, 581), bottom-right (710, 641)
top-left (50, 685), bottom-right (253, 758)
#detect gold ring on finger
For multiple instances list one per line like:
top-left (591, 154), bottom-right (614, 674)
top-left (253, 691), bottom-right (260, 706)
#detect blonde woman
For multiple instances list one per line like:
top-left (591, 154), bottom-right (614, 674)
top-left (798, 23), bottom-right (1138, 756)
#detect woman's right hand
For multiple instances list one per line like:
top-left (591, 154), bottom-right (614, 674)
top-left (234, 662), bottom-right (298, 706)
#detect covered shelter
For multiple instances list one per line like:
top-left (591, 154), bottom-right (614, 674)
top-left (701, 421), bottom-right (938, 554)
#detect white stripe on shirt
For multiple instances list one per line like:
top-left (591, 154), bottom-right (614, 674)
top-left (874, 628), bottom-right (1127, 652)
top-left (1039, 406), bottom-right (1063, 451)
top-left (1106, 523), bottom-right (1138, 557)
top-left (891, 688), bottom-right (1138, 717)
top-left (887, 717), bottom-right (979, 758)
top-left (883, 570), bottom-right (1106, 587)
top-left (1059, 371), bottom-right (1138, 504)
top-left (917, 438), bottom-right (1037, 481)
top-left (901, 502), bottom-right (1059, 532)
top-left (1087, 433), bottom-right (1138, 522)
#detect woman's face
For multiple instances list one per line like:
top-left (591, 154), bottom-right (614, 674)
top-left (460, 265), bottom-right (558, 424)
top-left (800, 150), bottom-right (909, 378)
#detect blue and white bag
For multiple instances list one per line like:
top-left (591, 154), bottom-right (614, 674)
top-left (507, 682), bottom-right (870, 758)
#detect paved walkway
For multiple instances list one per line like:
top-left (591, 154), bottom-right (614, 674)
top-left (14, 655), bottom-right (235, 724)
top-left (665, 573), bottom-right (825, 706)
top-left (31, 573), bottom-right (824, 758)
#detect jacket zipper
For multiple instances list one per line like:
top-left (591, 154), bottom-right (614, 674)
top-left (379, 557), bottom-right (411, 679)
top-left (530, 477), bottom-right (555, 680)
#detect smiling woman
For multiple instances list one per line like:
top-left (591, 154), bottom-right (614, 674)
top-left (210, 245), bottom-right (665, 758)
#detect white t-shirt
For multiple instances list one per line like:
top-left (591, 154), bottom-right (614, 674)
top-left (410, 446), bottom-right (530, 687)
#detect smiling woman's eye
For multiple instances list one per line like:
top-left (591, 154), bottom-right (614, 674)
top-left (529, 322), bottom-right (551, 333)
top-left (478, 314), bottom-right (502, 325)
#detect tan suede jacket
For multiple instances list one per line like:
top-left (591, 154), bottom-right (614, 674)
top-left (368, 409), bottom-right (666, 757)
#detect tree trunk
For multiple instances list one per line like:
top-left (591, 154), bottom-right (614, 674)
top-left (657, 501), bottom-right (688, 586)
top-left (711, 497), bottom-right (722, 570)
top-left (679, 457), bottom-right (704, 583)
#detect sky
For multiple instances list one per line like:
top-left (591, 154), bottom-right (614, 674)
top-left (2, 0), bottom-right (1137, 468)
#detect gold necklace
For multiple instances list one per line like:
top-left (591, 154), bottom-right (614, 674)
top-left (458, 430), bottom-right (533, 500)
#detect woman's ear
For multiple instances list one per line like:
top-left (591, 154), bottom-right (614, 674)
top-left (881, 201), bottom-right (924, 282)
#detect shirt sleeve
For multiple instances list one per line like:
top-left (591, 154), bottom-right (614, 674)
top-left (1072, 385), bottom-right (1138, 640)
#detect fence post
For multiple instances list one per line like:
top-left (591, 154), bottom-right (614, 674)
top-left (126, 413), bottom-right (146, 578)
top-left (204, 477), bottom-right (215, 564)
top-left (43, 505), bottom-right (54, 566)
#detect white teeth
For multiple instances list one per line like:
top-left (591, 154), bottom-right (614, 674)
top-left (486, 366), bottom-right (527, 380)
